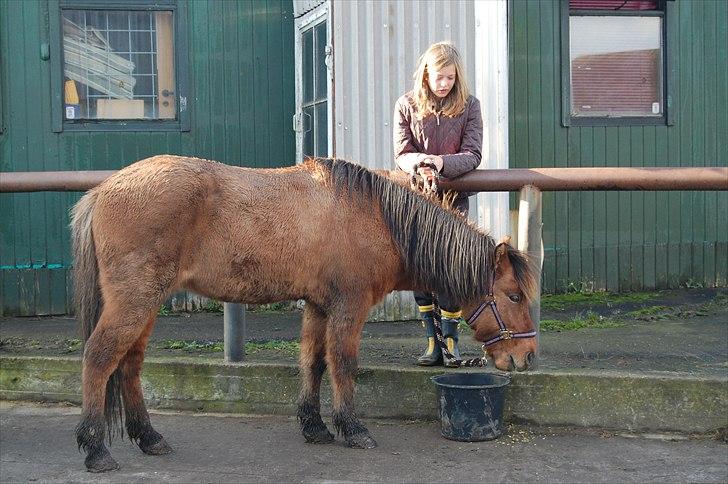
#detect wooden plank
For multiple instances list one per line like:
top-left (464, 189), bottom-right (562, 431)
top-left (642, 126), bottom-right (657, 289)
top-left (35, 268), bottom-right (51, 316)
top-left (579, 128), bottom-right (594, 289)
top-left (654, 126), bottom-right (669, 288)
top-left (677, 0), bottom-right (694, 286)
top-left (18, 270), bottom-right (35, 316)
top-left (265, 0), bottom-right (285, 167)
top-left (592, 127), bottom-right (607, 290)
top-left (49, 268), bottom-right (68, 315)
top-left (1, 270), bottom-right (19, 316)
top-left (252, 0), bottom-right (271, 168)
top-left (237, 0), bottom-right (255, 166)
top-left (539, 0), bottom-right (557, 293)
top-left (190, 1), bottom-right (212, 158)
top-left (629, 127), bottom-right (644, 291)
top-left (616, 127), bottom-right (631, 291)
top-left (281, 0), bottom-right (296, 164)
top-left (221, 1), bottom-right (241, 165)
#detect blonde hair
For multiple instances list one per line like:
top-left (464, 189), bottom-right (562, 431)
top-left (412, 41), bottom-right (470, 119)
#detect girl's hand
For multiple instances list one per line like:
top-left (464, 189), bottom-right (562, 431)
top-left (415, 155), bottom-right (443, 185)
top-left (422, 155), bottom-right (444, 172)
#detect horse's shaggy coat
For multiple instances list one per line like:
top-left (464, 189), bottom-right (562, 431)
top-left (71, 155), bottom-right (537, 472)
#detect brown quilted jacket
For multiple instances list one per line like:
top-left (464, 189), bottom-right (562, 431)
top-left (393, 91), bottom-right (483, 179)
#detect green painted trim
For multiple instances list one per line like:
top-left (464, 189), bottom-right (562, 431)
top-left (0, 264), bottom-right (66, 270)
top-left (176, 0), bottom-right (190, 132)
top-left (570, 116), bottom-right (666, 127)
top-left (560, 0), bottom-right (571, 127)
top-left (49, 0), bottom-right (62, 133)
top-left (665, 0), bottom-right (677, 126)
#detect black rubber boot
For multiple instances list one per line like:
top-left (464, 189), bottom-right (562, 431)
top-left (416, 312), bottom-right (442, 366)
top-left (441, 317), bottom-right (462, 367)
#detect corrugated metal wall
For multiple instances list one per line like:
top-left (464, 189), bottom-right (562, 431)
top-left (331, 0), bottom-right (478, 320)
top-left (0, 0), bottom-right (296, 315)
top-left (332, 0), bottom-right (475, 170)
top-left (509, 0), bottom-right (728, 293)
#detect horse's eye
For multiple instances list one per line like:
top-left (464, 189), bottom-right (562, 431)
top-left (508, 294), bottom-right (522, 303)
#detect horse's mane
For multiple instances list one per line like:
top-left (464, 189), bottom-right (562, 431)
top-left (312, 158), bottom-right (537, 303)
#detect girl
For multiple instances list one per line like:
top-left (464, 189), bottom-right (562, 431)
top-left (393, 41), bottom-right (483, 366)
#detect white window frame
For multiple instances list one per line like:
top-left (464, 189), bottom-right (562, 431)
top-left (293, 3), bottom-right (333, 162)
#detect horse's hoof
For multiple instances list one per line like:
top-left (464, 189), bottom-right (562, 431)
top-left (346, 433), bottom-right (378, 449)
top-left (85, 448), bottom-right (120, 473)
top-left (303, 428), bottom-right (335, 444)
top-left (140, 436), bottom-right (173, 455)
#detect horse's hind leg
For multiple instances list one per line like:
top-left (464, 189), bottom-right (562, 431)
top-left (326, 304), bottom-right (377, 449)
top-left (121, 315), bottom-right (173, 455)
top-left (75, 305), bottom-right (151, 472)
top-left (297, 303), bottom-right (334, 444)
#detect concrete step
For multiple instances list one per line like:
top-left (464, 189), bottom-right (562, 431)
top-left (1, 355), bottom-right (725, 434)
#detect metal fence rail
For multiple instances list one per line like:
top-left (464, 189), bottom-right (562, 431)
top-left (2, 166), bottom-right (727, 362)
top-left (2, 167), bottom-right (727, 192)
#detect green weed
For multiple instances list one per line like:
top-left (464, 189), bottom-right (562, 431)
top-left (64, 338), bottom-right (83, 353)
top-left (199, 300), bottom-right (224, 313)
top-left (540, 311), bottom-right (624, 332)
top-left (157, 339), bottom-right (300, 355)
top-left (626, 305), bottom-right (670, 319)
top-left (541, 291), bottom-right (661, 311)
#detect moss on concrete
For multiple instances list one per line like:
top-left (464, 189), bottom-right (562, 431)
top-left (1, 356), bottom-right (725, 434)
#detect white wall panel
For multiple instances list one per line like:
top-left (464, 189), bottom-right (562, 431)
top-left (329, 0), bottom-right (509, 320)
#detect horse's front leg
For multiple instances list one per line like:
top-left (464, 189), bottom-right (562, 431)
top-left (326, 304), bottom-right (377, 449)
top-left (121, 317), bottom-right (173, 455)
top-left (297, 303), bottom-right (334, 443)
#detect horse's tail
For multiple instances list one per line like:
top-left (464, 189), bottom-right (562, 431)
top-left (71, 191), bottom-right (124, 441)
top-left (71, 191), bottom-right (102, 341)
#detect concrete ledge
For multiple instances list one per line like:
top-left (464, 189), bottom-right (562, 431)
top-left (1, 356), bottom-right (725, 433)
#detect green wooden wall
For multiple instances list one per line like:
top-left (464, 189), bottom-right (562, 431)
top-left (509, 0), bottom-right (727, 293)
top-left (0, 0), bottom-right (295, 315)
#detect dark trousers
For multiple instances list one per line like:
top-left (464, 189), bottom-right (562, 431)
top-left (413, 291), bottom-right (461, 313)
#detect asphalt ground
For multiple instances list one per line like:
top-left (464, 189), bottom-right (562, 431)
top-left (1, 288), bottom-right (726, 375)
top-left (1, 401), bottom-right (726, 483)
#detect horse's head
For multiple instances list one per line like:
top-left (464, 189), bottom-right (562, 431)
top-left (462, 238), bottom-right (538, 372)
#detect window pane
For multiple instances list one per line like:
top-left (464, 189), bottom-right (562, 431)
top-left (314, 22), bottom-right (327, 102)
top-left (302, 28), bottom-right (314, 104)
top-left (303, 105), bottom-right (315, 158)
top-left (570, 16), bottom-right (662, 117)
top-left (314, 102), bottom-right (327, 157)
top-left (62, 9), bottom-right (176, 121)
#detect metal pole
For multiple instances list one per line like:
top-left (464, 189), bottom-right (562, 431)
top-left (223, 303), bottom-right (246, 362)
top-left (517, 185), bottom-right (543, 364)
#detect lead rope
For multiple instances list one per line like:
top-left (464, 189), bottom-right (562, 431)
top-left (432, 309), bottom-right (488, 368)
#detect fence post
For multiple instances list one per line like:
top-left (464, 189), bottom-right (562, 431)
top-left (223, 303), bottom-right (246, 362)
top-left (517, 185), bottom-right (543, 363)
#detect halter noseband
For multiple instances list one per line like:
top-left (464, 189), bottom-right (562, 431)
top-left (465, 281), bottom-right (537, 348)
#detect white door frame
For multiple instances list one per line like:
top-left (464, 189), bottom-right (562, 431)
top-left (294, 2), bottom-right (333, 162)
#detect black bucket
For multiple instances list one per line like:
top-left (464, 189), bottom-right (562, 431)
top-left (431, 372), bottom-right (510, 441)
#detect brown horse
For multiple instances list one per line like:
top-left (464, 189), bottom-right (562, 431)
top-left (70, 155), bottom-right (537, 472)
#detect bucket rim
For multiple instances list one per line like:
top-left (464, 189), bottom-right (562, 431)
top-left (430, 372), bottom-right (511, 390)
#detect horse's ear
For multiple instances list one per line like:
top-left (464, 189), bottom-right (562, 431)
top-left (498, 235), bottom-right (512, 246)
top-left (495, 240), bottom-right (513, 275)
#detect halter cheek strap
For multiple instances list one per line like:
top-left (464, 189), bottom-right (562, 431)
top-left (466, 297), bottom-right (537, 348)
